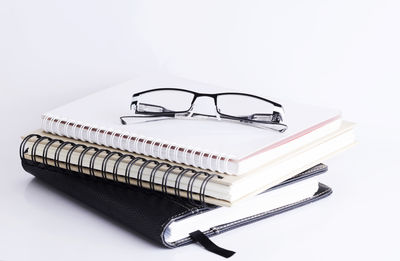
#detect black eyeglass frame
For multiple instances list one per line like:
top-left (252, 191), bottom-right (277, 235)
top-left (120, 88), bottom-right (287, 132)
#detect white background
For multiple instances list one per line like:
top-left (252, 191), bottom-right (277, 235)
top-left (1, 0), bottom-right (399, 260)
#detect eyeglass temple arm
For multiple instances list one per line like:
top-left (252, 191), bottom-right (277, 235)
top-left (237, 112), bottom-right (282, 123)
top-left (131, 102), bottom-right (175, 113)
top-left (218, 114), bottom-right (287, 132)
top-left (121, 102), bottom-right (182, 124)
top-left (120, 113), bottom-right (176, 125)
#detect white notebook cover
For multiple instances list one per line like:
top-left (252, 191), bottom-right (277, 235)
top-left (41, 75), bottom-right (340, 174)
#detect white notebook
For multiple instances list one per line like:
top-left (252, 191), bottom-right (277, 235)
top-left (41, 75), bottom-right (341, 175)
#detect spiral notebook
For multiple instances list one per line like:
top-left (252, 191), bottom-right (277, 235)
top-left (20, 121), bottom-right (355, 206)
top-left (40, 75), bottom-right (342, 175)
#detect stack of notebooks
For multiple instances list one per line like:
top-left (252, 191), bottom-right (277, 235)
top-left (19, 75), bottom-right (355, 257)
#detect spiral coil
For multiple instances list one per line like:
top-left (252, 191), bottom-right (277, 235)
top-left (20, 134), bottom-right (222, 206)
top-left (41, 114), bottom-right (235, 174)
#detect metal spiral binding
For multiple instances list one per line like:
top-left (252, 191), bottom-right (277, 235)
top-left (64, 119), bottom-right (71, 138)
top-left (43, 139), bottom-right (63, 166)
top-left (95, 128), bottom-right (102, 145)
top-left (66, 144), bottom-right (86, 172)
top-left (20, 134), bottom-right (223, 205)
top-left (109, 130), bottom-right (118, 149)
top-left (78, 146), bottom-right (98, 173)
top-left (78, 121), bottom-right (85, 141)
top-left (206, 152), bottom-right (213, 172)
top-left (102, 151), bottom-right (122, 180)
top-left (86, 126), bottom-right (94, 143)
top-left (101, 127), bottom-right (108, 147)
top-left (41, 113), bottom-right (235, 173)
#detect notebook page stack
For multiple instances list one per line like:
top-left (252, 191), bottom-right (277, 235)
top-left (19, 75), bottom-right (355, 254)
top-left (20, 75), bottom-right (355, 206)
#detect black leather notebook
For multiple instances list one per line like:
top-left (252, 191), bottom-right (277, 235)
top-left (21, 159), bottom-right (331, 257)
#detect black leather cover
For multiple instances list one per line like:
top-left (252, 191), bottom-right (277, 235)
top-left (21, 159), bottom-right (332, 248)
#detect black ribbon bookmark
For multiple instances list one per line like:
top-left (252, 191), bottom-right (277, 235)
top-left (189, 230), bottom-right (235, 258)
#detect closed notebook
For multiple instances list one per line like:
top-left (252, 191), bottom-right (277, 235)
top-left (41, 75), bottom-right (342, 175)
top-left (21, 158), bottom-right (331, 257)
top-left (21, 121), bottom-right (354, 206)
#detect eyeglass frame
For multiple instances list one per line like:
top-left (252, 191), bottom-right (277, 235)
top-left (120, 88), bottom-right (288, 132)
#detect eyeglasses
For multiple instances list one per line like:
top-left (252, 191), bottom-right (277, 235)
top-left (120, 88), bottom-right (287, 132)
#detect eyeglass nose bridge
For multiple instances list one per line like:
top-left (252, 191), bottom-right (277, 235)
top-left (179, 94), bottom-right (220, 119)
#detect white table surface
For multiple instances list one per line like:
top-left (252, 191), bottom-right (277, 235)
top-left (1, 89), bottom-right (398, 261)
top-left (1, 1), bottom-right (399, 260)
